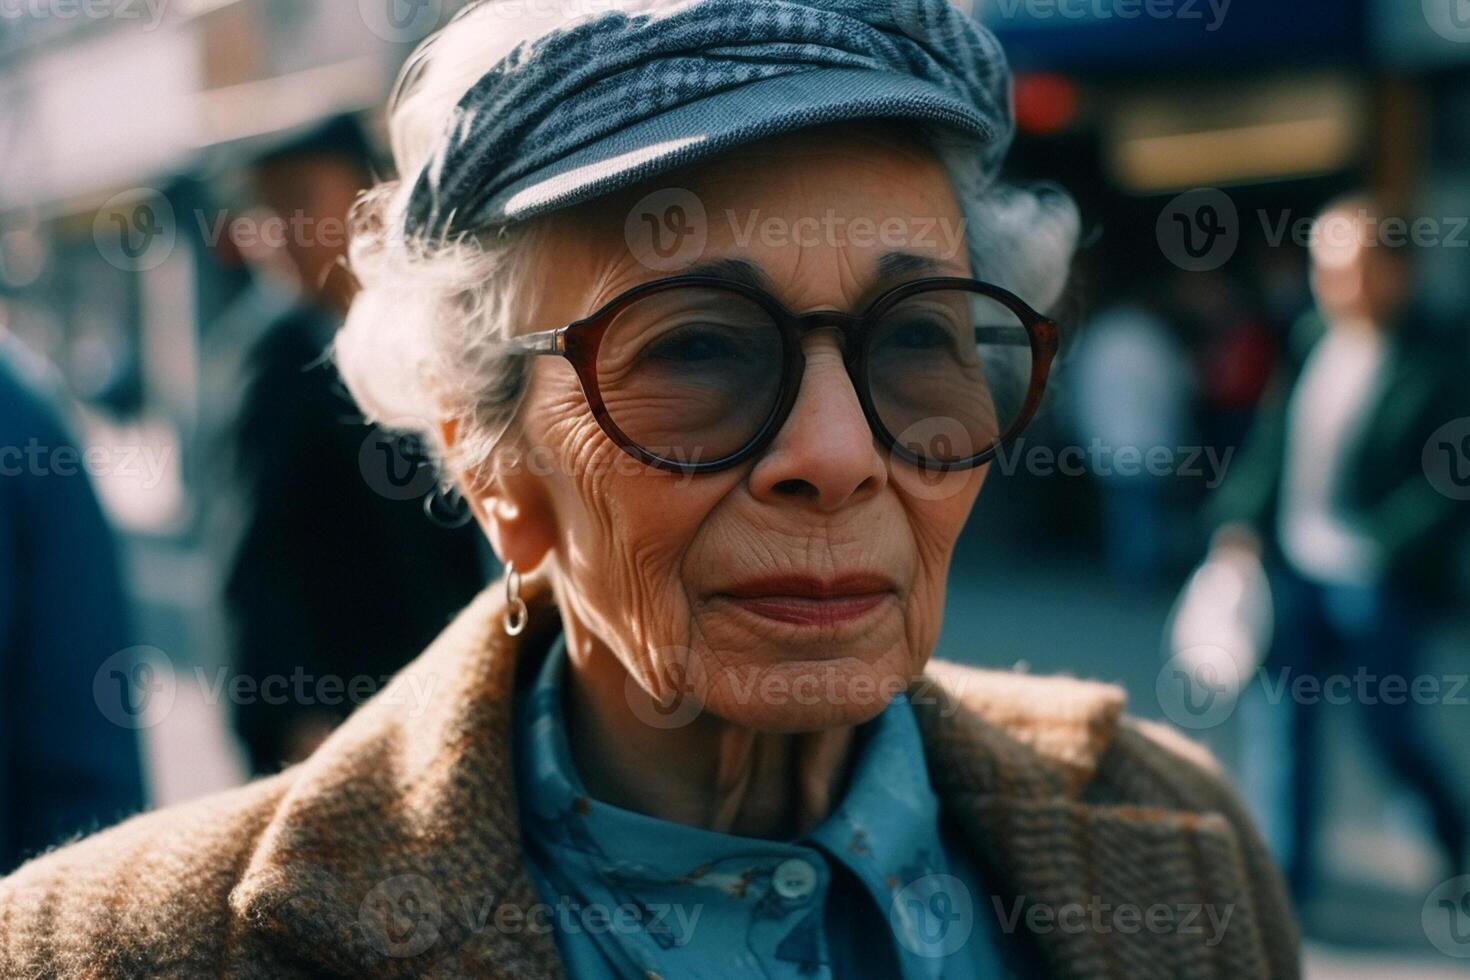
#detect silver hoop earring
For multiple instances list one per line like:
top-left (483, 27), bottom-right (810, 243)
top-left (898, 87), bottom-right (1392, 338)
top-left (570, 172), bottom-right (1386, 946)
top-left (503, 563), bottom-right (528, 637)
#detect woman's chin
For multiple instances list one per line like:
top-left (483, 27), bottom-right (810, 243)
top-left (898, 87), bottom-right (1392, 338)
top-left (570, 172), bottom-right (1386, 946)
top-left (694, 654), bottom-right (915, 733)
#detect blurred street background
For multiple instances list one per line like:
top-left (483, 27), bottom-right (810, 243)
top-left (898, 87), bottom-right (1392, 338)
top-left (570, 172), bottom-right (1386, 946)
top-left (2, 1), bottom-right (1469, 976)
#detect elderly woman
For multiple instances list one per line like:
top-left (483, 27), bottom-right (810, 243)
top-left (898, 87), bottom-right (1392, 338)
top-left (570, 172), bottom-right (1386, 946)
top-left (0, 1), bottom-right (1296, 977)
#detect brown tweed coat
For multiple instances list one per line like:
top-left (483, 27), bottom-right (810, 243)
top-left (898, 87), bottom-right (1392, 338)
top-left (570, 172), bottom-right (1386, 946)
top-left (0, 575), bottom-right (1298, 979)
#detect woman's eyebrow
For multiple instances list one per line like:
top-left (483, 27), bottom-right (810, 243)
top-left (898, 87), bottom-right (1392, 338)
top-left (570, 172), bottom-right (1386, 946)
top-left (875, 250), bottom-right (949, 282)
top-left (678, 258), bottom-right (777, 292)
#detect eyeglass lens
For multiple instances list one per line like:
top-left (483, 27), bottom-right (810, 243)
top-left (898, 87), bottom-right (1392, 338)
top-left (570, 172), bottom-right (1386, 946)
top-left (593, 284), bottom-right (1032, 468)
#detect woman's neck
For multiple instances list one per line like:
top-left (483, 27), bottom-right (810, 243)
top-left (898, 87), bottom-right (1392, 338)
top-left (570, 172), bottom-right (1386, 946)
top-left (560, 637), bottom-right (855, 839)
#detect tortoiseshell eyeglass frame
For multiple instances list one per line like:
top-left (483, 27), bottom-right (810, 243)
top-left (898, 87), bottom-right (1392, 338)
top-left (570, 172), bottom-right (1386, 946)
top-left (506, 274), bottom-right (1059, 474)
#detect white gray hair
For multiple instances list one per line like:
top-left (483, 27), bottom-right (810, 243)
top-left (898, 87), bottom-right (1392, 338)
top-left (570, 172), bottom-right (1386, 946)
top-left (333, 13), bottom-right (1080, 483)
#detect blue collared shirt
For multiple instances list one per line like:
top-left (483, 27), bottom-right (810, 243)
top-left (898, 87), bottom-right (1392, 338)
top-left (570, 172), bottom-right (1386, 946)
top-left (513, 637), bottom-right (1010, 979)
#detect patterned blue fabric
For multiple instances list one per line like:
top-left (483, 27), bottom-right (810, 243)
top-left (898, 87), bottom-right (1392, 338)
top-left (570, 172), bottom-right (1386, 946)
top-left (405, 0), bottom-right (1012, 237)
top-left (512, 635), bottom-right (1011, 978)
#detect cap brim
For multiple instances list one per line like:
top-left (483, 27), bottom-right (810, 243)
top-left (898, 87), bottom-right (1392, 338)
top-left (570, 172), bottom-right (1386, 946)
top-left (485, 67), bottom-right (997, 224)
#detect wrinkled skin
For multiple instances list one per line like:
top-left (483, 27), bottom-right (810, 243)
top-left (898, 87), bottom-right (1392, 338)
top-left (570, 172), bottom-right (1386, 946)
top-left (457, 122), bottom-right (988, 836)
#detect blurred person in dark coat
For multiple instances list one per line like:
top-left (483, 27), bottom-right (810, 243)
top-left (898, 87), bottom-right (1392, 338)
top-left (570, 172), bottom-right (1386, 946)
top-left (1208, 195), bottom-right (1470, 900)
top-left (223, 116), bottom-right (485, 774)
top-left (0, 332), bottom-right (145, 873)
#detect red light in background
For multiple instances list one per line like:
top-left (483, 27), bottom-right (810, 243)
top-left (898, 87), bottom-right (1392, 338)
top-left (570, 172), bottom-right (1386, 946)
top-left (1015, 73), bottom-right (1079, 135)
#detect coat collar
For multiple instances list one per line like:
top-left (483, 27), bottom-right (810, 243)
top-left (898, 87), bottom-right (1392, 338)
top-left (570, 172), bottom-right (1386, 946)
top-left (910, 664), bottom-right (1277, 979)
top-left (232, 576), bottom-right (1264, 979)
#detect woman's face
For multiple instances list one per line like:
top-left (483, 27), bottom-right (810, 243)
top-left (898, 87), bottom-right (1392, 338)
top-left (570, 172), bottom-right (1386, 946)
top-left (484, 124), bottom-right (987, 732)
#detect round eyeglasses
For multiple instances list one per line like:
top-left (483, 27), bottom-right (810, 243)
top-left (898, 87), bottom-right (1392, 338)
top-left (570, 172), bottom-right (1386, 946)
top-left (507, 274), bottom-right (1058, 474)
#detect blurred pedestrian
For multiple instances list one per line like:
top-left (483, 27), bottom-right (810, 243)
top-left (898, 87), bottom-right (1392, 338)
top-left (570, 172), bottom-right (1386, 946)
top-left (222, 116), bottom-right (485, 774)
top-left (1208, 194), bottom-right (1470, 900)
top-left (1071, 278), bottom-right (1195, 586)
top-left (0, 330), bottom-right (146, 873)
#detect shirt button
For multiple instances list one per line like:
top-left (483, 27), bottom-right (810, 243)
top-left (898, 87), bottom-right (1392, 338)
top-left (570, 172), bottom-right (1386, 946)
top-left (772, 858), bottom-right (818, 901)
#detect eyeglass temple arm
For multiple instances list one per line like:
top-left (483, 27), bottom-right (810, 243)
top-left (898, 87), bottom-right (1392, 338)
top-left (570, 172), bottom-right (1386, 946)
top-left (975, 325), bottom-right (1032, 346)
top-left (506, 327), bottom-right (566, 355)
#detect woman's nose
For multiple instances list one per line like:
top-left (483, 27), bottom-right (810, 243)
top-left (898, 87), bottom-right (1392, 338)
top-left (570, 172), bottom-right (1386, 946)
top-left (747, 333), bottom-right (887, 512)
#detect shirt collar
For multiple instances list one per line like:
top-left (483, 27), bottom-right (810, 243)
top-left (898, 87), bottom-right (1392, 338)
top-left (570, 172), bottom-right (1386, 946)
top-left (514, 634), bottom-right (949, 904)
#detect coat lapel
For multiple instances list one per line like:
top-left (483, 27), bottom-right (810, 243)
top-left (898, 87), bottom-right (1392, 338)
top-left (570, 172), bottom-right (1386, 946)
top-left (231, 575), bottom-right (565, 979)
top-left (914, 664), bottom-right (1271, 980)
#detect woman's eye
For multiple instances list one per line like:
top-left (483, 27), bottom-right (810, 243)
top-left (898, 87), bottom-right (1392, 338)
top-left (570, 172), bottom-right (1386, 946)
top-left (643, 325), bottom-right (742, 364)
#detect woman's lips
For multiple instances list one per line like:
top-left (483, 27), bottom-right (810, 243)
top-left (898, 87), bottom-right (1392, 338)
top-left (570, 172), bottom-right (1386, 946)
top-left (714, 574), bottom-right (897, 628)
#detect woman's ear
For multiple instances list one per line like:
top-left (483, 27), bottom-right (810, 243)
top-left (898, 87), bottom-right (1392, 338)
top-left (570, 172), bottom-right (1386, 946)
top-left (440, 419), bottom-right (557, 573)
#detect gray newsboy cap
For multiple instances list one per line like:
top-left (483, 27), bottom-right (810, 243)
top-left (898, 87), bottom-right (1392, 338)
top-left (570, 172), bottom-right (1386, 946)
top-left (402, 0), bottom-right (1013, 239)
